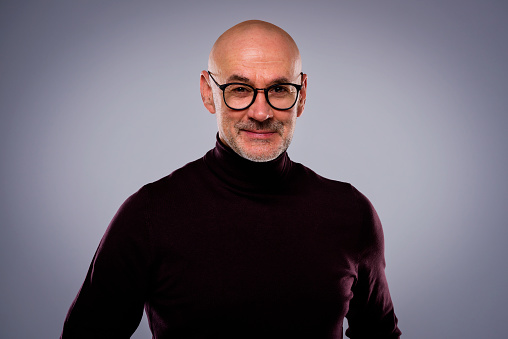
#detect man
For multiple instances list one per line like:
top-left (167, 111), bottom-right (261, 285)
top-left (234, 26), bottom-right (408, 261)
top-left (61, 20), bottom-right (401, 338)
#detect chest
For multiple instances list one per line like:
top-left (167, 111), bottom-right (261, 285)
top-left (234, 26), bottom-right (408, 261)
top-left (147, 190), bottom-right (360, 334)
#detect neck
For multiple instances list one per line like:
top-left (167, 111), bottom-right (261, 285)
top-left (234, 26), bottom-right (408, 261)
top-left (203, 134), bottom-right (292, 193)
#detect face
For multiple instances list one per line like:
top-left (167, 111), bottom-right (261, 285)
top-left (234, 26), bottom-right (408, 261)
top-left (200, 26), bottom-right (307, 162)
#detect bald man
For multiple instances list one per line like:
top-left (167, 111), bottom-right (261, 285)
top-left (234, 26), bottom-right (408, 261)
top-left (201, 20), bottom-right (306, 163)
top-left (61, 20), bottom-right (401, 339)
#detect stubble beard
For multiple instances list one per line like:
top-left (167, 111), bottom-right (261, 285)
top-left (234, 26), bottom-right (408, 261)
top-left (220, 117), bottom-right (295, 162)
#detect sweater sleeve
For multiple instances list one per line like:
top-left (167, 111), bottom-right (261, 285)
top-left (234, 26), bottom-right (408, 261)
top-left (61, 187), bottom-right (152, 339)
top-left (345, 187), bottom-right (401, 338)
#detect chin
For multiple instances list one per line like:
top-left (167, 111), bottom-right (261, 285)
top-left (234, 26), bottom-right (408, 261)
top-left (223, 132), bottom-right (289, 162)
top-left (239, 146), bottom-right (284, 162)
top-left (244, 154), bottom-right (279, 162)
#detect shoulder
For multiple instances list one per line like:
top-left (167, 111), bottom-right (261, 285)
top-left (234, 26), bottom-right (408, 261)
top-left (288, 161), bottom-right (375, 224)
top-left (349, 185), bottom-right (379, 223)
top-left (138, 156), bottom-right (207, 198)
top-left (289, 161), bottom-right (353, 194)
top-left (110, 156), bottom-right (207, 221)
top-left (146, 157), bottom-right (205, 189)
top-left (291, 160), bottom-right (382, 229)
top-left (289, 162), bottom-right (378, 220)
top-left (347, 186), bottom-right (385, 262)
top-left (293, 161), bottom-right (377, 208)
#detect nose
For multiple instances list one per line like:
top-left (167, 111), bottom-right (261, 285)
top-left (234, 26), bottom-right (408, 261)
top-left (247, 90), bottom-right (273, 122)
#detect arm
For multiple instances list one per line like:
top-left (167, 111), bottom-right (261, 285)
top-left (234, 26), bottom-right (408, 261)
top-left (345, 187), bottom-right (401, 338)
top-left (61, 188), bottom-right (152, 338)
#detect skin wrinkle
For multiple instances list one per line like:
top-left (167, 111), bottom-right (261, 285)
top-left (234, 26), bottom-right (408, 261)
top-left (200, 20), bottom-right (307, 162)
top-left (224, 73), bottom-right (298, 87)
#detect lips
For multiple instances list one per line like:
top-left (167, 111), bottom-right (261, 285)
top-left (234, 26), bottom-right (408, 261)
top-left (243, 129), bottom-right (275, 134)
top-left (241, 129), bottom-right (276, 138)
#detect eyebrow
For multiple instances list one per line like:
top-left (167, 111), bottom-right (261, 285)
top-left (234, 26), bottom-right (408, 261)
top-left (226, 74), bottom-right (251, 83)
top-left (226, 74), bottom-right (292, 85)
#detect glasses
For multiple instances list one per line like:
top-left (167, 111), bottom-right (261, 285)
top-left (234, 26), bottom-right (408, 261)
top-left (208, 71), bottom-right (303, 111)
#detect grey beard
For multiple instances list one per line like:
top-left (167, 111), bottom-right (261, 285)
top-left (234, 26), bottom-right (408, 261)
top-left (237, 136), bottom-right (292, 162)
top-left (228, 120), bottom-right (291, 162)
top-left (234, 119), bottom-right (284, 135)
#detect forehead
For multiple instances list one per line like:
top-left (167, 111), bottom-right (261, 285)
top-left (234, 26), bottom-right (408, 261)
top-left (212, 29), bottom-right (301, 82)
top-left (224, 52), bottom-right (295, 79)
top-left (219, 50), bottom-right (298, 86)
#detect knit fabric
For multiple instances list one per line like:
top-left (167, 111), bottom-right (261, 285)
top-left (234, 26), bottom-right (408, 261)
top-left (61, 136), bottom-right (401, 338)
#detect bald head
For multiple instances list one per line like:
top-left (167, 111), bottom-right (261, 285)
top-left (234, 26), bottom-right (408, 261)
top-left (208, 20), bottom-right (302, 78)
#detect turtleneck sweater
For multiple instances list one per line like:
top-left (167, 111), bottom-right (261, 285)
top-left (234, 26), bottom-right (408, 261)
top-left (61, 136), bottom-right (401, 339)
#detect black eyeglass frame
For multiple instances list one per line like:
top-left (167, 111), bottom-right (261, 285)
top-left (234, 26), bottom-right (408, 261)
top-left (207, 71), bottom-right (303, 111)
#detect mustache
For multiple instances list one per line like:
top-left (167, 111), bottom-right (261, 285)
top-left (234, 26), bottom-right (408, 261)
top-left (235, 119), bottom-right (284, 134)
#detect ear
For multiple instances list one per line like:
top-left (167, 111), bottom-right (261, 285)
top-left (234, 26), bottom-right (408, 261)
top-left (296, 73), bottom-right (307, 118)
top-left (200, 70), bottom-right (216, 114)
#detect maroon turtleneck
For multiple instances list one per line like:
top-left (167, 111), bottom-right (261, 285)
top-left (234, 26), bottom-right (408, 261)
top-left (61, 136), bottom-right (401, 339)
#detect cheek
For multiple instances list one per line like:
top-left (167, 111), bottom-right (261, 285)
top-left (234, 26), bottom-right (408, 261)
top-left (219, 110), bottom-right (246, 126)
top-left (217, 112), bottom-right (237, 134)
top-left (278, 113), bottom-right (298, 129)
top-left (211, 88), bottom-right (223, 108)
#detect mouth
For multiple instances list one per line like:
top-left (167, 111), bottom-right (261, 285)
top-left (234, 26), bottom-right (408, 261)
top-left (240, 129), bottom-right (277, 139)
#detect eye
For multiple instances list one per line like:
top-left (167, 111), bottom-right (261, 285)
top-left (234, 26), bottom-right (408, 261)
top-left (226, 84), bottom-right (253, 96)
top-left (272, 85), bottom-right (288, 93)
top-left (232, 86), bottom-right (248, 93)
top-left (269, 85), bottom-right (292, 96)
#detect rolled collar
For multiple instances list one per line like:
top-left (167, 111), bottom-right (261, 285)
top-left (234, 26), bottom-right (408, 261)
top-left (203, 134), bottom-right (293, 194)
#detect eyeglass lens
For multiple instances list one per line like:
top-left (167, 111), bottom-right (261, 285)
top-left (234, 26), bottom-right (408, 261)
top-left (224, 84), bottom-right (298, 110)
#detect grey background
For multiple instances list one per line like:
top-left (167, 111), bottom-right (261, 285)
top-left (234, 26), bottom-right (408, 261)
top-left (1, 0), bottom-right (507, 338)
